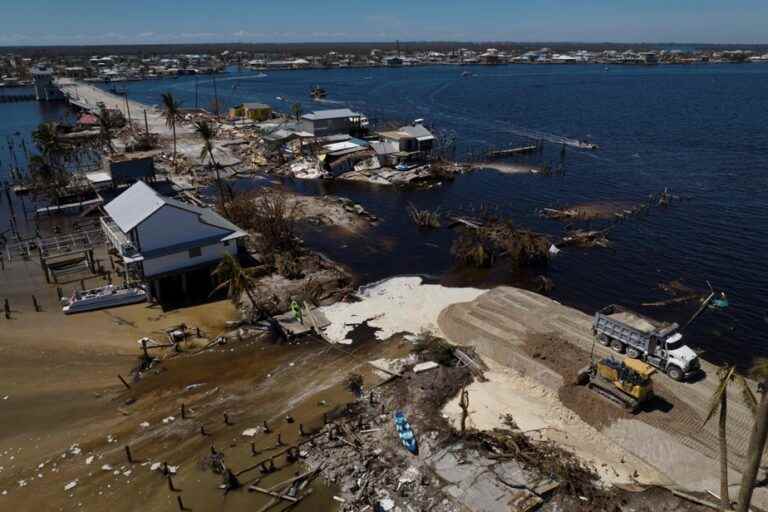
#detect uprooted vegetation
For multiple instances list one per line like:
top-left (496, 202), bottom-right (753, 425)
top-left (225, 188), bottom-right (301, 262)
top-left (407, 203), bottom-right (442, 229)
top-left (451, 220), bottom-right (550, 269)
top-left (220, 188), bottom-right (354, 317)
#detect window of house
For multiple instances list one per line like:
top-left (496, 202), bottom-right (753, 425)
top-left (223, 240), bottom-right (230, 246)
top-left (188, 247), bottom-right (202, 258)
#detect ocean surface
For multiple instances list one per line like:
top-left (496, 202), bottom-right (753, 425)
top-left (2, 64), bottom-right (767, 369)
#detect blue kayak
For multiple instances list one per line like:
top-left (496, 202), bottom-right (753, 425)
top-left (394, 411), bottom-right (418, 455)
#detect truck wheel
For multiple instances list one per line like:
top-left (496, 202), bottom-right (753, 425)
top-left (610, 339), bottom-right (625, 353)
top-left (667, 366), bottom-right (684, 381)
top-left (597, 334), bottom-right (610, 346)
top-left (627, 348), bottom-right (641, 359)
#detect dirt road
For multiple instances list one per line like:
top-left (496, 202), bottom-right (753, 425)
top-left (438, 286), bottom-right (765, 504)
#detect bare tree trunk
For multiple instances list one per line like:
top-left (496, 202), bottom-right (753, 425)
top-left (737, 389), bottom-right (768, 512)
top-left (172, 121), bottom-right (177, 169)
top-left (720, 393), bottom-right (730, 510)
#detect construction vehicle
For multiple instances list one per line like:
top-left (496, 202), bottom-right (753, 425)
top-left (593, 305), bottom-right (700, 381)
top-left (577, 357), bottom-right (656, 412)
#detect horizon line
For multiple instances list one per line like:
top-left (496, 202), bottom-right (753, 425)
top-left (2, 40), bottom-right (768, 50)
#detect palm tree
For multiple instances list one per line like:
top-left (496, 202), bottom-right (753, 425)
top-left (704, 366), bottom-right (755, 510)
top-left (29, 122), bottom-right (71, 205)
top-left (32, 122), bottom-right (64, 163)
top-left (737, 359), bottom-right (768, 512)
top-left (290, 102), bottom-right (303, 121)
top-left (161, 92), bottom-right (183, 170)
top-left (194, 120), bottom-right (227, 208)
top-left (95, 104), bottom-right (117, 154)
top-left (211, 253), bottom-right (259, 308)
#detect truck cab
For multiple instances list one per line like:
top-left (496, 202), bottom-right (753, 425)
top-left (646, 333), bottom-right (700, 381)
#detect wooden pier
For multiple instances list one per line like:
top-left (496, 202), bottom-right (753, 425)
top-left (485, 144), bottom-right (538, 159)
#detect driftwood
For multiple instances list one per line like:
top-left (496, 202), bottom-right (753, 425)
top-left (641, 294), bottom-right (701, 307)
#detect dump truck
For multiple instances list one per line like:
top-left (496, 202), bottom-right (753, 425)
top-left (577, 357), bottom-right (655, 412)
top-left (593, 305), bottom-right (700, 381)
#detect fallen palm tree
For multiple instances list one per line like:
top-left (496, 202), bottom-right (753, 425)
top-left (452, 220), bottom-right (550, 268)
top-left (407, 203), bottom-right (441, 228)
top-left (557, 228), bottom-right (611, 248)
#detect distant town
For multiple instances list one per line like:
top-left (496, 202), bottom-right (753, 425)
top-left (2, 42), bottom-right (768, 85)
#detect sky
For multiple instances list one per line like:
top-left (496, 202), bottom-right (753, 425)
top-left (2, 0), bottom-right (767, 46)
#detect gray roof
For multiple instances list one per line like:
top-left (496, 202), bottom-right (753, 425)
top-left (400, 124), bottom-right (435, 141)
top-left (105, 181), bottom-right (246, 240)
top-left (302, 108), bottom-right (361, 121)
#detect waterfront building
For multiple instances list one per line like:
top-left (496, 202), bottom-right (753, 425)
top-left (301, 108), bottom-right (365, 137)
top-left (32, 66), bottom-right (64, 101)
top-left (101, 181), bottom-right (247, 302)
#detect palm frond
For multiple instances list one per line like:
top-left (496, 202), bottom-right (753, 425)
top-left (703, 366), bottom-right (735, 426)
top-left (736, 374), bottom-right (758, 416)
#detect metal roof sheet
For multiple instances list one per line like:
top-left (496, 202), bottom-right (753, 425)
top-left (104, 181), bottom-right (246, 240)
top-left (302, 108), bottom-right (361, 121)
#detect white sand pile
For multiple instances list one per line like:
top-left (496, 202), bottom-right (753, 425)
top-left (442, 358), bottom-right (667, 486)
top-left (318, 277), bottom-right (485, 344)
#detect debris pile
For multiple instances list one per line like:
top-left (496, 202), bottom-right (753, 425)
top-left (451, 220), bottom-right (550, 269)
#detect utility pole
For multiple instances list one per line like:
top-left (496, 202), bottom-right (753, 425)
top-left (211, 72), bottom-right (219, 117)
top-left (124, 91), bottom-right (133, 130)
top-left (143, 110), bottom-right (149, 137)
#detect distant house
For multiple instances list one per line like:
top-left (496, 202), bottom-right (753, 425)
top-left (230, 102), bottom-right (272, 121)
top-left (86, 152), bottom-right (158, 191)
top-left (378, 123), bottom-right (436, 154)
top-left (384, 56), bottom-right (403, 67)
top-left (101, 181), bottom-right (247, 303)
top-left (301, 108), bottom-right (365, 137)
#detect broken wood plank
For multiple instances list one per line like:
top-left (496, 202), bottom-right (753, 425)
top-left (248, 486), bottom-right (299, 502)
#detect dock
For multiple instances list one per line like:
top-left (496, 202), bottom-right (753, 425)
top-left (485, 144), bottom-right (538, 159)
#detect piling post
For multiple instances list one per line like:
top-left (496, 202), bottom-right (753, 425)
top-left (224, 413), bottom-right (233, 426)
top-left (176, 496), bottom-right (187, 511)
top-left (80, 279), bottom-right (86, 291)
top-left (117, 374), bottom-right (131, 389)
top-left (181, 403), bottom-right (187, 419)
top-left (200, 425), bottom-right (208, 436)
top-left (32, 295), bottom-right (39, 312)
top-left (276, 433), bottom-right (284, 446)
top-left (4, 298), bottom-right (10, 319)
top-left (263, 420), bottom-right (271, 434)
top-left (125, 445), bottom-right (134, 464)
top-left (167, 474), bottom-right (179, 492)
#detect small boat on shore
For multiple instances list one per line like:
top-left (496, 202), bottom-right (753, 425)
top-left (62, 284), bottom-right (147, 314)
top-left (394, 411), bottom-right (418, 455)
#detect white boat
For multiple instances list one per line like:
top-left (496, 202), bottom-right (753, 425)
top-left (62, 284), bottom-right (147, 314)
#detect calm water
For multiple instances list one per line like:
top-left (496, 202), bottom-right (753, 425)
top-left (2, 65), bottom-right (767, 369)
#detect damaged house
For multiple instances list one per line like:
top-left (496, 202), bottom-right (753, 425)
top-left (301, 108), bottom-right (367, 137)
top-left (101, 181), bottom-right (247, 304)
top-left (378, 122), bottom-right (436, 165)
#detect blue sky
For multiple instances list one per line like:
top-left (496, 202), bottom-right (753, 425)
top-left (2, 0), bottom-right (767, 46)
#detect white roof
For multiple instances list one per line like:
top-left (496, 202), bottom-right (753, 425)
top-left (105, 181), bottom-right (166, 232)
top-left (104, 181), bottom-right (246, 239)
top-left (302, 108), bottom-right (361, 121)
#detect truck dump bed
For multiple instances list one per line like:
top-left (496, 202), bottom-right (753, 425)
top-left (607, 311), bottom-right (660, 334)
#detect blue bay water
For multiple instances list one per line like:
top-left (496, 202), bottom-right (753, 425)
top-left (2, 65), bottom-right (767, 368)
